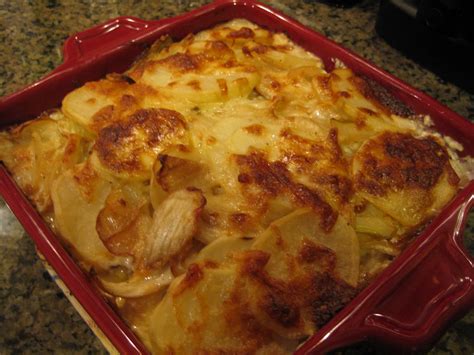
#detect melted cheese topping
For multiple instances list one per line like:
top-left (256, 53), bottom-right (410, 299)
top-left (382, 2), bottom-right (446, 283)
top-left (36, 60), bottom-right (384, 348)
top-left (1, 19), bottom-right (471, 354)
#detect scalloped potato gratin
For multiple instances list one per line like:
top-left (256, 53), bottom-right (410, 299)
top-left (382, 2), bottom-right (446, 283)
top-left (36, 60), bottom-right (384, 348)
top-left (1, 19), bottom-right (472, 354)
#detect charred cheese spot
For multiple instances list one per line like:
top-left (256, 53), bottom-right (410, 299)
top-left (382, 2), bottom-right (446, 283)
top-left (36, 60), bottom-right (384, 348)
top-left (237, 249), bottom-right (271, 276)
top-left (353, 132), bottom-right (460, 227)
top-left (229, 212), bottom-right (252, 231)
top-left (261, 292), bottom-right (300, 328)
top-left (279, 129), bottom-right (326, 164)
top-left (242, 46), bottom-right (252, 57)
top-left (238, 173), bottom-right (252, 183)
top-left (355, 132), bottom-right (450, 194)
top-left (93, 108), bottom-right (186, 180)
top-left (235, 227), bottom-right (357, 339)
top-left (277, 128), bottom-right (353, 213)
top-left (235, 152), bottom-right (337, 232)
top-left (350, 75), bottom-right (414, 117)
top-left (313, 174), bottom-right (353, 204)
top-left (310, 272), bottom-right (357, 328)
top-left (250, 44), bottom-right (271, 54)
top-left (205, 136), bottom-right (216, 145)
top-left (149, 261), bottom-right (276, 354)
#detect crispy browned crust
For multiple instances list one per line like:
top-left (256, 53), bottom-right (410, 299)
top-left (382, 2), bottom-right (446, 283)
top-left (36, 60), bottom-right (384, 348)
top-left (234, 246), bottom-right (356, 332)
top-left (88, 81), bottom-right (159, 133)
top-left (261, 291), bottom-right (301, 328)
top-left (351, 75), bottom-right (414, 117)
top-left (309, 272), bottom-right (358, 328)
top-left (278, 128), bottom-right (353, 206)
top-left (94, 108), bottom-right (186, 175)
top-left (355, 132), bottom-right (457, 196)
top-left (235, 250), bottom-right (303, 330)
top-left (235, 152), bottom-right (338, 232)
top-left (1, 19), bottom-right (467, 355)
top-left (279, 128), bottom-right (345, 168)
top-left (314, 174), bottom-right (353, 204)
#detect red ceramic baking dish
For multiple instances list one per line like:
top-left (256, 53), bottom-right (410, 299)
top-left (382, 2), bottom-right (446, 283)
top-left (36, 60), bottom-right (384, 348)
top-left (0, 0), bottom-right (473, 353)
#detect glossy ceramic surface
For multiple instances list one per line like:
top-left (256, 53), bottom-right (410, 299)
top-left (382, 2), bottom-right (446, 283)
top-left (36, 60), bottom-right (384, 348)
top-left (0, 0), bottom-right (473, 353)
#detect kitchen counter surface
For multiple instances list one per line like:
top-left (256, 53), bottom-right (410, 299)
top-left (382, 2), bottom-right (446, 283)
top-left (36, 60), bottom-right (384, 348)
top-left (0, 0), bottom-right (472, 353)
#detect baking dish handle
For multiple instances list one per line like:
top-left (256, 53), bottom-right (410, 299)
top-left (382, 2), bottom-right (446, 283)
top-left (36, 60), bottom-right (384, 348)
top-left (298, 182), bottom-right (474, 354)
top-left (362, 188), bottom-right (474, 352)
top-left (60, 16), bottom-right (172, 64)
top-left (0, 15), bottom-right (174, 126)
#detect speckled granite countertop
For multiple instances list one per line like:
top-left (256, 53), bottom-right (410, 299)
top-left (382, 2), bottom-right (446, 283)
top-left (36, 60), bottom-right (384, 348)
top-left (0, 0), bottom-right (472, 353)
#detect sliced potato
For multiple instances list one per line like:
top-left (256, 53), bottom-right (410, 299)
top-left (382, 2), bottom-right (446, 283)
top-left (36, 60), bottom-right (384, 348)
top-left (1, 18), bottom-right (468, 355)
top-left (326, 68), bottom-right (383, 119)
top-left (353, 132), bottom-right (459, 227)
top-left (141, 66), bottom-right (260, 104)
top-left (355, 203), bottom-right (397, 238)
top-left (252, 208), bottom-right (359, 287)
top-left (242, 205), bottom-right (360, 340)
top-left (149, 263), bottom-right (287, 354)
top-left (51, 165), bottom-right (126, 269)
top-left (136, 37), bottom-right (261, 105)
top-left (195, 236), bottom-right (254, 265)
top-left (149, 266), bottom-right (243, 353)
top-left (62, 79), bottom-right (124, 130)
top-left (96, 183), bottom-right (149, 243)
top-left (0, 115), bottom-right (86, 212)
top-left (99, 267), bottom-right (173, 298)
top-left (91, 108), bottom-right (187, 181)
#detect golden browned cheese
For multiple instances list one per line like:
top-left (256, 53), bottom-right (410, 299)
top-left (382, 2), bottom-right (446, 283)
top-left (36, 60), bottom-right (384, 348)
top-left (94, 108), bottom-right (186, 180)
top-left (0, 19), bottom-right (471, 354)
